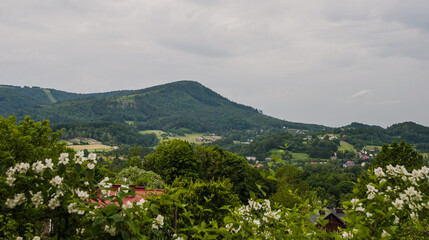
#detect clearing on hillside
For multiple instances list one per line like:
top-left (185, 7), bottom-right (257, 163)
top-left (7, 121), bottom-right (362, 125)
top-left (68, 144), bottom-right (113, 152)
top-left (139, 130), bottom-right (221, 144)
top-left (338, 141), bottom-right (355, 152)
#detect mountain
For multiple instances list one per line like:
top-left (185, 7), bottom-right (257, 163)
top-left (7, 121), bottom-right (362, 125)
top-left (0, 84), bottom-right (133, 115)
top-left (342, 122), bottom-right (384, 130)
top-left (386, 122), bottom-right (429, 149)
top-left (1, 81), bottom-right (325, 134)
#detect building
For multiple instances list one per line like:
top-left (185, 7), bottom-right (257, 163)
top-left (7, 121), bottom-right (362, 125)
top-left (311, 208), bottom-right (347, 232)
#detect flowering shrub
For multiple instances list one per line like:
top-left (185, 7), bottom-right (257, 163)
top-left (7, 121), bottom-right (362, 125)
top-left (220, 198), bottom-right (333, 239)
top-left (340, 165), bottom-right (429, 239)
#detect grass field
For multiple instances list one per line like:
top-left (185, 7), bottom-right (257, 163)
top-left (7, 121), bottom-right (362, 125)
top-left (338, 141), bottom-right (355, 152)
top-left (140, 130), bottom-right (221, 144)
top-left (43, 89), bottom-right (57, 103)
top-left (67, 144), bottom-right (112, 152)
top-left (268, 149), bottom-right (285, 157)
top-left (364, 145), bottom-right (383, 151)
top-left (291, 152), bottom-right (310, 160)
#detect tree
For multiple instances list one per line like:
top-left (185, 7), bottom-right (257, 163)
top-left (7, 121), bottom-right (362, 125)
top-left (0, 116), bottom-right (69, 172)
top-left (170, 178), bottom-right (241, 224)
top-left (143, 140), bottom-right (200, 184)
top-left (270, 164), bottom-right (312, 208)
top-left (195, 145), bottom-right (264, 202)
top-left (371, 140), bottom-right (423, 170)
top-left (0, 116), bottom-right (107, 238)
top-left (115, 166), bottom-right (165, 189)
top-left (353, 140), bottom-right (424, 199)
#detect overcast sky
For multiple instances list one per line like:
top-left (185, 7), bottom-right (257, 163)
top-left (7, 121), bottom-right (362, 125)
top-left (1, 0), bottom-right (429, 128)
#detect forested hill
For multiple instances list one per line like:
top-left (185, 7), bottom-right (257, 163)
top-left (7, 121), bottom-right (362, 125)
top-left (1, 81), bottom-right (325, 133)
top-left (0, 84), bottom-right (133, 115)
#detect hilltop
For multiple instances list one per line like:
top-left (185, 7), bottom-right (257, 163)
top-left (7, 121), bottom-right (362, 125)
top-left (1, 81), bottom-right (324, 136)
top-left (2, 81), bottom-right (429, 151)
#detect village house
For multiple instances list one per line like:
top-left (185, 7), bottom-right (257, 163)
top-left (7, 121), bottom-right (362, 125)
top-left (343, 161), bottom-right (356, 168)
top-left (311, 208), bottom-right (347, 232)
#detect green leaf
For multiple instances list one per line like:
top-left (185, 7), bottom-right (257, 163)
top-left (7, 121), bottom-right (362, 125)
top-left (121, 230), bottom-right (130, 240)
top-left (112, 214), bottom-right (124, 223)
top-left (93, 218), bottom-right (105, 226)
top-left (74, 164), bottom-right (82, 173)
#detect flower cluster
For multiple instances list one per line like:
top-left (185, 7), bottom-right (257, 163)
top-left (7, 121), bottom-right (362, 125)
top-left (104, 225), bottom-right (116, 236)
top-left (99, 177), bottom-right (112, 197)
top-left (152, 214), bottom-right (164, 230)
top-left (342, 165), bottom-right (429, 239)
top-left (58, 153), bottom-right (69, 165)
top-left (4, 152), bottom-right (97, 213)
top-left (5, 193), bottom-right (26, 208)
top-left (73, 151), bottom-right (97, 167)
top-left (224, 199), bottom-right (308, 238)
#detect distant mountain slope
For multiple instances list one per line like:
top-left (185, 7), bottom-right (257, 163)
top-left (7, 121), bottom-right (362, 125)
top-left (2, 81), bottom-right (325, 133)
top-left (51, 122), bottom-right (159, 147)
top-left (386, 122), bottom-right (429, 144)
top-left (343, 122), bottom-right (384, 130)
top-left (0, 84), bottom-right (135, 115)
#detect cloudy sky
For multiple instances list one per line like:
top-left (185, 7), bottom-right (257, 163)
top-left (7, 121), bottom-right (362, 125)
top-left (1, 0), bottom-right (429, 127)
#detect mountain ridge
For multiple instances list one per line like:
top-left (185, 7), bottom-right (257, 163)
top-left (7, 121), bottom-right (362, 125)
top-left (2, 81), bottom-right (428, 132)
top-left (1, 81), bottom-right (326, 133)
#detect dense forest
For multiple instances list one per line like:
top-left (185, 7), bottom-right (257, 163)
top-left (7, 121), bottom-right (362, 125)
top-left (1, 116), bottom-right (427, 239)
top-left (51, 122), bottom-right (158, 147)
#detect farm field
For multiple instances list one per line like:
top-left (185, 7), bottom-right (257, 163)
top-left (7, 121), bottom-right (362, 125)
top-left (67, 144), bottom-right (113, 152)
top-left (338, 141), bottom-right (355, 152)
top-left (291, 152), bottom-right (310, 160)
top-left (363, 145), bottom-right (383, 151)
top-left (139, 130), bottom-right (221, 144)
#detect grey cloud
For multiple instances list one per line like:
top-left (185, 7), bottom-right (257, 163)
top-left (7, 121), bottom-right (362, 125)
top-left (157, 38), bottom-right (232, 58)
top-left (1, 0), bottom-right (429, 127)
top-left (351, 90), bottom-right (371, 99)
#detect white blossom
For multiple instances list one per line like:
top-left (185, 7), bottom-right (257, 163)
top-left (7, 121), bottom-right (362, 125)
top-left (68, 203), bottom-right (78, 213)
top-left (350, 198), bottom-right (359, 207)
top-left (136, 198), bottom-right (146, 206)
top-left (405, 186), bottom-right (416, 197)
top-left (6, 176), bottom-right (16, 186)
top-left (410, 212), bottom-right (418, 220)
top-left (16, 162), bottom-right (30, 174)
top-left (342, 231), bottom-right (353, 239)
top-left (50, 176), bottom-right (64, 187)
top-left (374, 167), bottom-right (386, 178)
top-left (6, 167), bottom-right (16, 177)
top-left (48, 196), bottom-right (61, 209)
top-left (88, 153), bottom-right (97, 163)
top-left (45, 158), bottom-right (54, 169)
top-left (32, 161), bottom-right (46, 173)
top-left (392, 199), bottom-right (404, 210)
top-left (393, 215), bottom-right (400, 225)
top-left (104, 225), bottom-right (116, 236)
top-left (58, 153), bottom-right (69, 165)
top-left (366, 184), bottom-right (378, 194)
top-left (87, 163), bottom-right (95, 170)
top-left (76, 189), bottom-right (89, 201)
top-left (381, 230), bottom-right (390, 238)
top-left (31, 191), bottom-right (44, 208)
top-left (155, 214), bottom-right (164, 226)
top-left (6, 193), bottom-right (27, 208)
top-left (123, 201), bottom-right (133, 210)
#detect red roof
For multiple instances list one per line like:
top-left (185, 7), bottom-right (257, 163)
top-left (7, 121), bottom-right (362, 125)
top-left (92, 184), bottom-right (163, 207)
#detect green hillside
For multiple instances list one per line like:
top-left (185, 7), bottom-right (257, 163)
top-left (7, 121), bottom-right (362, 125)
top-left (0, 84), bottom-right (134, 115)
top-left (3, 81), bottom-right (325, 133)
